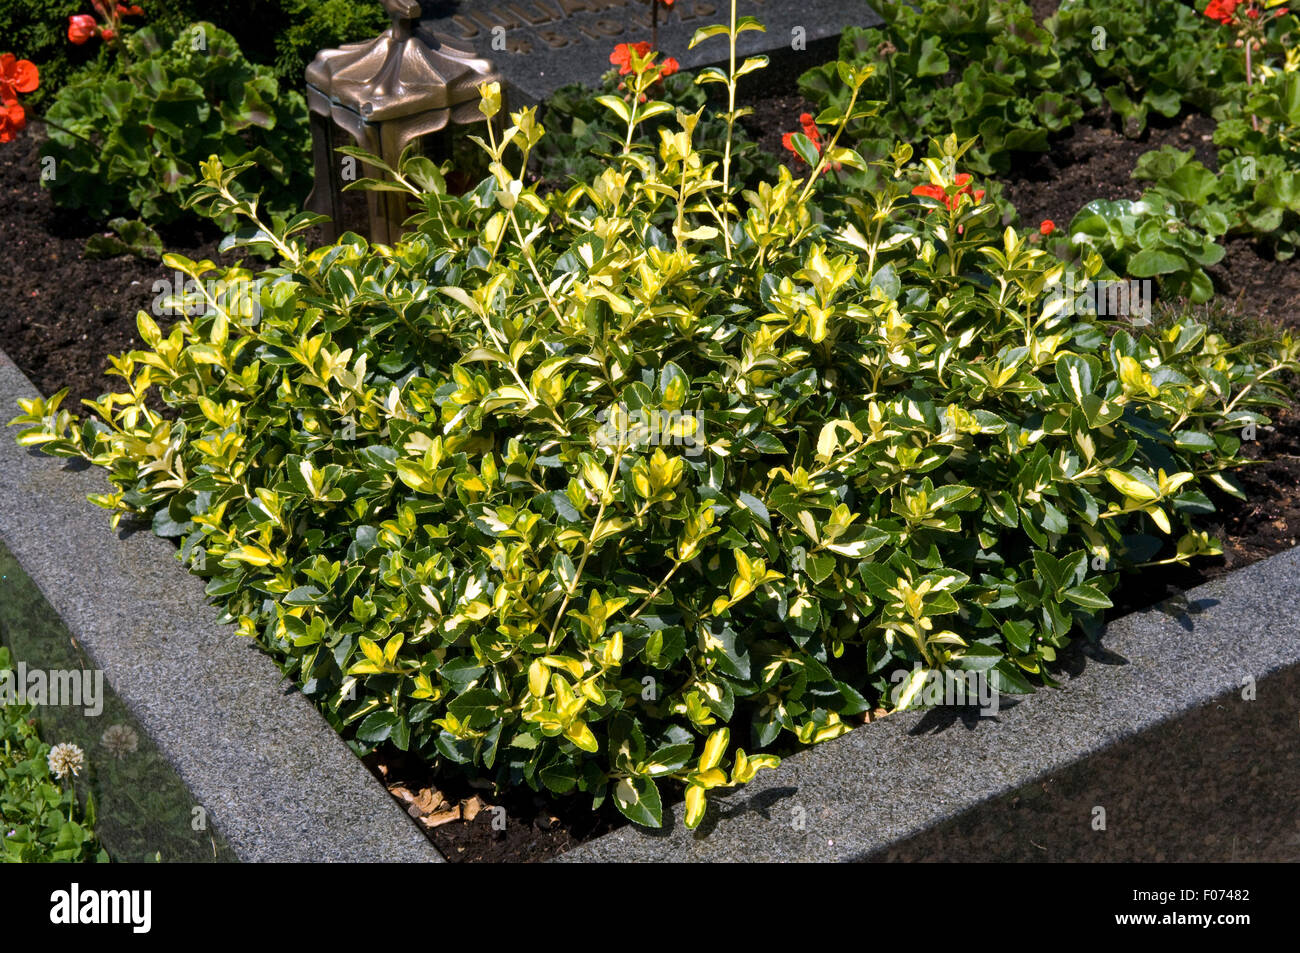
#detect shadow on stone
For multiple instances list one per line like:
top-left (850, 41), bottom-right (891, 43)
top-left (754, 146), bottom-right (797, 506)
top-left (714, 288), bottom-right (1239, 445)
top-left (909, 705), bottom-right (1006, 734)
top-left (1154, 594), bottom-right (1220, 632)
top-left (866, 664), bottom-right (1300, 862)
top-left (691, 784), bottom-right (800, 837)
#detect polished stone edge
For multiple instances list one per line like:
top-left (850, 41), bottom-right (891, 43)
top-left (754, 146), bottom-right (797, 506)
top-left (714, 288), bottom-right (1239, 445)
top-left (561, 543), bottom-right (1300, 861)
top-left (0, 350), bottom-right (443, 863)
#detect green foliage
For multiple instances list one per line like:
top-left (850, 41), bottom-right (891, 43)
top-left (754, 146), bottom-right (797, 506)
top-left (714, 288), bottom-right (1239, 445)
top-left (145, 1), bottom-right (388, 87)
top-left (6, 0), bottom-right (387, 101)
top-left (41, 23), bottom-right (311, 230)
top-left (0, 648), bottom-right (105, 863)
top-left (535, 71), bottom-right (778, 191)
top-left (1070, 155), bottom-right (1229, 304)
top-left (1052, 0), bottom-right (1242, 135)
top-left (1098, 65), bottom-right (1300, 273)
top-left (1212, 70), bottom-right (1300, 258)
top-left (14, 27), bottom-right (1298, 831)
top-left (802, 0), bottom-right (1298, 168)
top-left (84, 217), bottom-right (165, 260)
top-left (259, 0), bottom-right (390, 88)
top-left (799, 0), bottom-right (1084, 174)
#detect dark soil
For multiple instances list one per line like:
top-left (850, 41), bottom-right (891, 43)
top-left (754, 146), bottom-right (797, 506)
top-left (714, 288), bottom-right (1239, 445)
top-left (0, 125), bottom-right (231, 410)
top-left (1025, 0), bottom-right (1062, 25)
top-left (363, 748), bottom-right (620, 863)
top-left (1212, 236), bottom-right (1300, 332)
top-left (1001, 110), bottom-right (1219, 233)
top-left (745, 87), bottom-right (820, 164)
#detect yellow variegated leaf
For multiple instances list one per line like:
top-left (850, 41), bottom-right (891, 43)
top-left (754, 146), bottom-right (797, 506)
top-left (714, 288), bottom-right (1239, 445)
top-left (1104, 468), bottom-right (1160, 503)
top-left (684, 785), bottom-right (708, 829)
top-left (563, 720), bottom-right (598, 753)
top-left (528, 660), bottom-right (549, 697)
top-left (1145, 505), bottom-right (1171, 535)
top-left (700, 727), bottom-right (729, 771)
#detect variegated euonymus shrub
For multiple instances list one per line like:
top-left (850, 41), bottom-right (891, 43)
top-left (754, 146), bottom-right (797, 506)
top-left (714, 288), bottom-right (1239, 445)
top-left (13, 9), bottom-right (1299, 829)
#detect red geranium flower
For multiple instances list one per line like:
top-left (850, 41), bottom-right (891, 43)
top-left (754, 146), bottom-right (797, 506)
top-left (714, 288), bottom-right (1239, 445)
top-left (799, 112), bottom-right (820, 140)
top-left (0, 99), bottom-right (26, 143)
top-left (0, 53), bottom-right (38, 143)
top-left (912, 173), bottom-right (982, 211)
top-left (0, 54), bottom-right (39, 99)
top-left (1203, 0), bottom-right (1239, 25)
top-left (659, 56), bottom-right (679, 78)
top-left (68, 14), bottom-right (98, 44)
top-left (783, 114), bottom-right (840, 174)
top-left (1040, 219), bottom-right (1056, 235)
top-left (610, 41), bottom-right (653, 76)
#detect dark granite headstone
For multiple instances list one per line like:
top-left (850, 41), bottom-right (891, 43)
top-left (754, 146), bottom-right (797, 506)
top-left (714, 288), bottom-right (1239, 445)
top-left (416, 0), bottom-right (882, 103)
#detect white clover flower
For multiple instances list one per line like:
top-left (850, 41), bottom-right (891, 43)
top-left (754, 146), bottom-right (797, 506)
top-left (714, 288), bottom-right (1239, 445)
top-left (47, 742), bottom-right (85, 780)
top-left (100, 724), bottom-right (138, 759)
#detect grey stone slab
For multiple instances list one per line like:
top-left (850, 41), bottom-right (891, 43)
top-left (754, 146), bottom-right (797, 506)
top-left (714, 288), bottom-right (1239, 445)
top-left (417, 0), bottom-right (882, 103)
top-left (0, 349), bottom-right (443, 863)
top-left (561, 548), bottom-right (1300, 861)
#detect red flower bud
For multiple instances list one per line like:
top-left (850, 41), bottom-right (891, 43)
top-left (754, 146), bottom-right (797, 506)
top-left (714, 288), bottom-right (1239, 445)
top-left (68, 14), bottom-right (98, 45)
top-left (1040, 219), bottom-right (1056, 236)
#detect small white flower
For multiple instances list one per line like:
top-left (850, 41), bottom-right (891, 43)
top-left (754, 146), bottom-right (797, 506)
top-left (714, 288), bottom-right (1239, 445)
top-left (47, 742), bottom-right (85, 780)
top-left (100, 724), bottom-right (138, 759)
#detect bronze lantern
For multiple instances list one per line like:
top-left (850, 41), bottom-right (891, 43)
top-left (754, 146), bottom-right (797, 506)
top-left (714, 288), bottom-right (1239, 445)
top-left (304, 0), bottom-right (503, 244)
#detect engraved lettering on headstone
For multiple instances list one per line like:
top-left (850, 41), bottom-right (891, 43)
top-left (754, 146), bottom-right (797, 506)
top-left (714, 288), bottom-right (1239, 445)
top-left (509, 2), bottom-right (553, 25)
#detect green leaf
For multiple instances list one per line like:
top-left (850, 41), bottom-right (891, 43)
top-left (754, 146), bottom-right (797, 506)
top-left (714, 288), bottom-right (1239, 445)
top-left (612, 776), bottom-right (663, 827)
top-left (1128, 248), bottom-right (1185, 277)
top-left (356, 711), bottom-right (396, 744)
top-left (595, 94), bottom-right (631, 124)
top-left (1063, 584), bottom-right (1113, 610)
top-left (447, 688), bottom-right (500, 729)
top-left (789, 133), bottom-right (821, 168)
